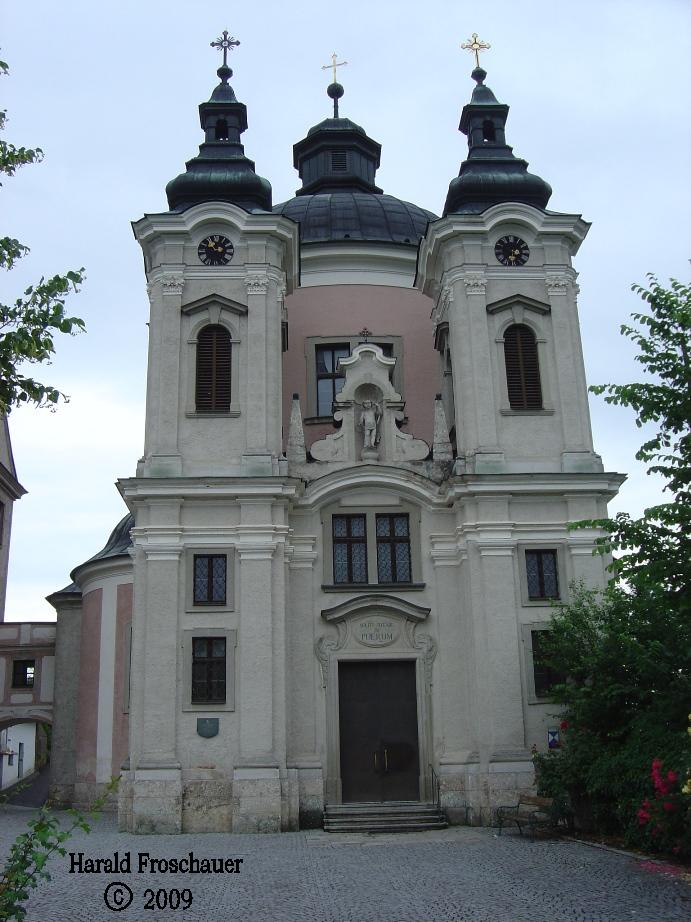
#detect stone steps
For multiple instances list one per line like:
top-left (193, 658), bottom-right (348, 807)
top-left (324, 801), bottom-right (447, 833)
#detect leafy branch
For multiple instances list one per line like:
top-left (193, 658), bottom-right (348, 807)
top-left (0, 777), bottom-right (119, 921)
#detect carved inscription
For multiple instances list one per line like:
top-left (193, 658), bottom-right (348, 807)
top-left (354, 616), bottom-right (398, 647)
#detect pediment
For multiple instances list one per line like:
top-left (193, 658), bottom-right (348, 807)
top-left (486, 294), bottom-right (551, 316)
top-left (321, 593), bottom-right (430, 624)
top-left (181, 293), bottom-right (248, 317)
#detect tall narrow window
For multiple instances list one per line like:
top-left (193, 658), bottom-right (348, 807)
top-left (332, 514), bottom-right (368, 584)
top-left (526, 549), bottom-right (559, 599)
top-left (215, 118), bottom-right (229, 140)
top-left (531, 630), bottom-right (566, 697)
top-left (193, 554), bottom-right (227, 605)
top-left (376, 514), bottom-right (412, 583)
top-left (196, 325), bottom-right (231, 413)
top-left (504, 324), bottom-right (542, 409)
top-left (191, 637), bottom-right (226, 703)
top-left (316, 344), bottom-right (350, 416)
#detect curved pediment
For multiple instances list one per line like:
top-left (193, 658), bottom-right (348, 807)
top-left (321, 593), bottom-right (430, 624)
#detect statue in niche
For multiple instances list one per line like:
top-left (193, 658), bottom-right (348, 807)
top-left (359, 399), bottom-right (381, 448)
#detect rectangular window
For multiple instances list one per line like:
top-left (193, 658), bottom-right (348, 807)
top-left (332, 514), bottom-right (368, 584)
top-left (316, 344), bottom-right (350, 416)
top-left (526, 549), bottom-right (559, 599)
top-left (376, 514), bottom-right (412, 583)
top-left (531, 630), bottom-right (566, 698)
top-left (12, 660), bottom-right (35, 688)
top-left (331, 150), bottom-right (347, 171)
top-left (191, 637), bottom-right (226, 704)
top-left (193, 554), bottom-right (227, 605)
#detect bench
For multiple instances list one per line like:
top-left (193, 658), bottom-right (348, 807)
top-left (495, 794), bottom-right (567, 838)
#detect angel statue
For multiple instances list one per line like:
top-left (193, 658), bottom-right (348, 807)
top-left (359, 399), bottom-right (382, 448)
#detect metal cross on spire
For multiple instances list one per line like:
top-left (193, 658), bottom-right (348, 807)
top-left (322, 52), bottom-right (347, 85)
top-left (211, 30), bottom-right (241, 67)
top-left (461, 32), bottom-right (490, 68)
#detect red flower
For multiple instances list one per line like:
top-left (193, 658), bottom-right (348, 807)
top-left (637, 809), bottom-right (650, 825)
top-left (662, 802), bottom-right (676, 812)
top-left (560, 720), bottom-right (569, 731)
top-left (642, 800), bottom-right (651, 809)
top-left (667, 770), bottom-right (678, 783)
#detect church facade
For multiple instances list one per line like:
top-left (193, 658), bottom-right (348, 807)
top-left (48, 42), bottom-right (624, 834)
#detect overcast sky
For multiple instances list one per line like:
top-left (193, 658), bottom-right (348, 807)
top-left (3, 0), bottom-right (690, 621)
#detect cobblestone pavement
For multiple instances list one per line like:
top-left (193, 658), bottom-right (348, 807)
top-left (0, 809), bottom-right (689, 922)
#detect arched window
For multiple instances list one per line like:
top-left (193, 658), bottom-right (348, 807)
top-left (503, 324), bottom-right (542, 409)
top-left (482, 119), bottom-right (496, 142)
top-left (195, 325), bottom-right (231, 413)
top-left (215, 119), bottom-right (229, 141)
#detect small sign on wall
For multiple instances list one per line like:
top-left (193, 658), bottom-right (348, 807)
top-left (547, 728), bottom-right (560, 749)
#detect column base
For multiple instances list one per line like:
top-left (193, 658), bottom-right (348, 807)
top-left (122, 766), bottom-right (183, 834)
top-left (232, 766), bottom-right (283, 833)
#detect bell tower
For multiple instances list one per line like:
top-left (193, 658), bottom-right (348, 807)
top-left (415, 40), bottom-right (620, 816)
top-left (120, 35), bottom-right (299, 835)
top-left (418, 55), bottom-right (601, 476)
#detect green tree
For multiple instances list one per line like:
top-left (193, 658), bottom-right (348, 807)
top-left (534, 274), bottom-right (691, 856)
top-left (0, 57), bottom-right (85, 414)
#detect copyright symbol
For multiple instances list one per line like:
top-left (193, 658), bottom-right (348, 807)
top-left (103, 881), bottom-right (133, 911)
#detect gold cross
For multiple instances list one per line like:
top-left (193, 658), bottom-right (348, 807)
top-left (461, 32), bottom-right (490, 68)
top-left (211, 30), bottom-right (241, 67)
top-left (322, 52), bottom-right (347, 84)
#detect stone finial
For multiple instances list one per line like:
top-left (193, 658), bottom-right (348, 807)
top-left (286, 394), bottom-right (307, 464)
top-left (433, 395), bottom-right (453, 461)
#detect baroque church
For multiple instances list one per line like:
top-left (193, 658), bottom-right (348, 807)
top-left (43, 34), bottom-right (623, 834)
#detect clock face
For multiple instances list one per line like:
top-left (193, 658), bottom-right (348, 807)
top-left (197, 234), bottom-right (234, 266)
top-left (494, 235), bottom-right (530, 267)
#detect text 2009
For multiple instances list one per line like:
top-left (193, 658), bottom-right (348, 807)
top-left (144, 888), bottom-right (193, 910)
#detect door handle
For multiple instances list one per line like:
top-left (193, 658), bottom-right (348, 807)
top-left (374, 751), bottom-right (379, 771)
top-left (384, 748), bottom-right (389, 772)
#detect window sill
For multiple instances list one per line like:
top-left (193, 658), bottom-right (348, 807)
top-left (185, 607), bottom-right (234, 615)
top-left (322, 582), bottom-right (426, 592)
top-left (181, 702), bottom-right (235, 713)
top-left (522, 597), bottom-right (561, 607)
top-left (304, 415), bottom-right (336, 425)
top-left (500, 408), bottom-right (555, 416)
top-left (527, 695), bottom-right (558, 706)
top-left (186, 409), bottom-right (241, 418)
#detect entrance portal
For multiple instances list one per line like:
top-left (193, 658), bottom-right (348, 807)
top-left (338, 660), bottom-right (419, 802)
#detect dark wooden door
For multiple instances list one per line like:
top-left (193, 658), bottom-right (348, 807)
top-left (338, 660), bottom-right (419, 803)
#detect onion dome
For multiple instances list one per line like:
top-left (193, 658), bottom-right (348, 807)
top-left (166, 56), bottom-right (271, 212)
top-left (273, 80), bottom-right (436, 245)
top-left (443, 67), bottom-right (552, 215)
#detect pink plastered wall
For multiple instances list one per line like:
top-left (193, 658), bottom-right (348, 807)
top-left (282, 284), bottom-right (440, 449)
top-left (75, 588), bottom-right (101, 783)
top-left (111, 583), bottom-right (132, 778)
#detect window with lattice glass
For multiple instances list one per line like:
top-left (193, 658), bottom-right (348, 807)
top-left (504, 323), bottom-right (542, 409)
top-left (332, 514), bottom-right (368, 584)
top-left (531, 630), bottom-right (566, 697)
top-left (193, 554), bottom-right (227, 605)
top-left (12, 660), bottom-right (35, 688)
top-left (195, 324), bottom-right (231, 413)
top-left (191, 637), bottom-right (226, 704)
top-left (526, 549), bottom-right (559, 599)
top-left (316, 344), bottom-right (350, 416)
top-left (376, 514), bottom-right (412, 583)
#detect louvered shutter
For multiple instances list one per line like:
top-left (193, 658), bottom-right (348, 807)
top-left (504, 324), bottom-right (542, 410)
top-left (195, 325), bottom-right (231, 413)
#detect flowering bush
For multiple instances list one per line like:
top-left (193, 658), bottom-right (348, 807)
top-left (634, 757), bottom-right (689, 857)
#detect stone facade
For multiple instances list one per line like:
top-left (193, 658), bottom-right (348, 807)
top-left (47, 57), bottom-right (624, 833)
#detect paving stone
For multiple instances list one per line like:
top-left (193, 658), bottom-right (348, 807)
top-left (0, 810), bottom-right (688, 921)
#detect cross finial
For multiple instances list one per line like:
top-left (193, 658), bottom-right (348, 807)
top-left (461, 32), bottom-right (490, 69)
top-left (322, 52), bottom-right (347, 85)
top-left (211, 30), bottom-right (241, 67)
